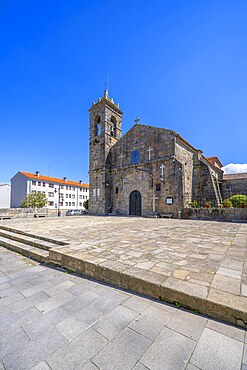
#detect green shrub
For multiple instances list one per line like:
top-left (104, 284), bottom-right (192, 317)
top-left (228, 194), bottom-right (247, 208)
top-left (188, 200), bottom-right (198, 208)
top-left (222, 199), bottom-right (233, 208)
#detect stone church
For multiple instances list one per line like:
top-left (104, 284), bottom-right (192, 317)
top-left (88, 90), bottom-right (244, 217)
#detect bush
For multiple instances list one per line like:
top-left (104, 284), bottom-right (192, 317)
top-left (222, 199), bottom-right (233, 208)
top-left (204, 201), bottom-right (212, 208)
top-left (188, 200), bottom-right (198, 208)
top-left (228, 194), bottom-right (247, 208)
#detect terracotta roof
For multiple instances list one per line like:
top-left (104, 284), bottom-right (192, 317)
top-left (206, 156), bottom-right (223, 168)
top-left (19, 172), bottom-right (89, 188)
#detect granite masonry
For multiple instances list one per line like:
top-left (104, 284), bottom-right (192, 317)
top-left (89, 90), bottom-right (246, 217)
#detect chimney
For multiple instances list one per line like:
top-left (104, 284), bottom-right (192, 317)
top-left (79, 180), bottom-right (82, 184)
top-left (63, 177), bottom-right (67, 182)
top-left (35, 171), bottom-right (40, 177)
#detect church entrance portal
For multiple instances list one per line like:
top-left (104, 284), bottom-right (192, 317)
top-left (129, 190), bottom-right (142, 215)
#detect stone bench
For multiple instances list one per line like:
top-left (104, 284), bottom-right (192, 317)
top-left (160, 213), bottom-right (174, 218)
top-left (34, 213), bottom-right (47, 218)
top-left (0, 216), bottom-right (13, 220)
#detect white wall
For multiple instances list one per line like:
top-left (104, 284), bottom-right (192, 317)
top-left (0, 184), bottom-right (11, 208)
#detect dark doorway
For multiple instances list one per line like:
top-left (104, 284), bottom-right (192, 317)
top-left (129, 190), bottom-right (142, 215)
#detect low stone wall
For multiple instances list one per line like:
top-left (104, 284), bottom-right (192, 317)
top-left (0, 208), bottom-right (48, 219)
top-left (182, 207), bottom-right (247, 221)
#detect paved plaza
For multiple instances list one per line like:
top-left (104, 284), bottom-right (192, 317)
top-left (0, 247), bottom-right (246, 370)
top-left (0, 216), bottom-right (246, 327)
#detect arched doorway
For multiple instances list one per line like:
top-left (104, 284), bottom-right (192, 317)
top-left (129, 190), bottom-right (142, 215)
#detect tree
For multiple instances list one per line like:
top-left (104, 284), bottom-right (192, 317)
top-left (83, 199), bottom-right (89, 210)
top-left (22, 191), bottom-right (47, 209)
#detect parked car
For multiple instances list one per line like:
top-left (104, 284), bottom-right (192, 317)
top-left (66, 209), bottom-right (88, 216)
top-left (66, 209), bottom-right (81, 216)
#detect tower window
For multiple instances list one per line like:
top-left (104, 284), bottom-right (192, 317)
top-left (156, 184), bottom-right (161, 192)
top-left (95, 116), bottom-right (101, 136)
top-left (110, 116), bottom-right (117, 137)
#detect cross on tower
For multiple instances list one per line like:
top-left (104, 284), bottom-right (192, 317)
top-left (160, 164), bottom-right (165, 177)
top-left (134, 117), bottom-right (140, 124)
top-left (147, 147), bottom-right (153, 160)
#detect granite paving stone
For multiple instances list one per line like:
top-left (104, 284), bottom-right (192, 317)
top-left (47, 328), bottom-right (107, 370)
top-left (2, 327), bottom-right (68, 370)
top-left (140, 326), bottom-right (196, 370)
top-left (92, 327), bottom-right (151, 370)
top-left (190, 328), bottom-right (243, 370)
top-left (93, 305), bottom-right (138, 340)
top-left (129, 304), bottom-right (174, 341)
top-left (206, 319), bottom-right (246, 342)
top-left (166, 309), bottom-right (207, 340)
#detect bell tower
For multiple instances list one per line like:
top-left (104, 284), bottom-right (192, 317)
top-left (89, 90), bottom-right (122, 214)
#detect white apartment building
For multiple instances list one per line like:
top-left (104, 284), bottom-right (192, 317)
top-left (11, 171), bottom-right (89, 210)
top-left (0, 184), bottom-right (11, 208)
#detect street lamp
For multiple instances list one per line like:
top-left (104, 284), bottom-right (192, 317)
top-left (54, 185), bottom-right (61, 216)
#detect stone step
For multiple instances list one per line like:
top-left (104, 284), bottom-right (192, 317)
top-left (0, 230), bottom-right (54, 251)
top-left (0, 225), bottom-right (68, 246)
top-left (0, 236), bottom-right (49, 263)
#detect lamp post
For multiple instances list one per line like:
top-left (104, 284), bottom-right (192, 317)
top-left (54, 185), bottom-right (61, 216)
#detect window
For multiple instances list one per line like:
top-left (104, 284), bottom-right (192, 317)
top-left (93, 189), bottom-right (96, 197)
top-left (72, 202), bottom-right (75, 206)
top-left (69, 202), bottom-right (71, 206)
top-left (83, 195), bottom-right (87, 199)
top-left (48, 192), bottom-right (54, 197)
top-left (43, 182), bottom-right (46, 187)
top-left (156, 184), bottom-right (161, 192)
top-left (79, 202), bottom-right (82, 206)
top-left (110, 116), bottom-right (117, 137)
top-left (95, 116), bottom-right (101, 136)
top-left (66, 186), bottom-right (68, 190)
top-left (38, 182), bottom-right (41, 186)
top-left (60, 185), bottom-right (64, 189)
top-left (79, 195), bottom-right (82, 199)
top-left (83, 188), bottom-right (87, 192)
top-left (131, 150), bottom-right (140, 164)
top-left (69, 186), bottom-right (71, 190)
top-left (48, 201), bottom-right (54, 206)
top-left (72, 194), bottom-right (75, 199)
top-left (115, 187), bottom-right (118, 194)
top-left (80, 188), bottom-right (82, 192)
top-left (32, 181), bottom-right (36, 186)
top-left (66, 202), bottom-right (68, 206)
top-left (66, 194), bottom-right (68, 198)
top-left (69, 194), bottom-right (71, 198)
top-left (97, 188), bottom-right (100, 197)
top-left (166, 197), bottom-right (173, 205)
top-left (72, 187), bottom-right (75, 191)
top-left (49, 183), bottom-right (54, 188)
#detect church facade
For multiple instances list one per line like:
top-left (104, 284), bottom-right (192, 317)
top-left (88, 91), bottom-right (229, 217)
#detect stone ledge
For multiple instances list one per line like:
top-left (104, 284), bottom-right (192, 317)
top-left (49, 248), bottom-right (247, 328)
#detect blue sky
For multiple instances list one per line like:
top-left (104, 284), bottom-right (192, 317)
top-left (1, 0), bottom-right (247, 183)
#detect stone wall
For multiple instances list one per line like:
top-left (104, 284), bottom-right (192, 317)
top-left (192, 154), bottom-right (219, 206)
top-left (221, 177), bottom-right (247, 199)
top-left (182, 207), bottom-right (247, 221)
top-left (175, 139), bottom-right (194, 206)
top-left (0, 208), bottom-right (48, 219)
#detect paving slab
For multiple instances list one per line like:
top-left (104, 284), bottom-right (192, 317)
top-left (0, 216), bottom-right (247, 327)
top-left (0, 247), bottom-right (246, 369)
